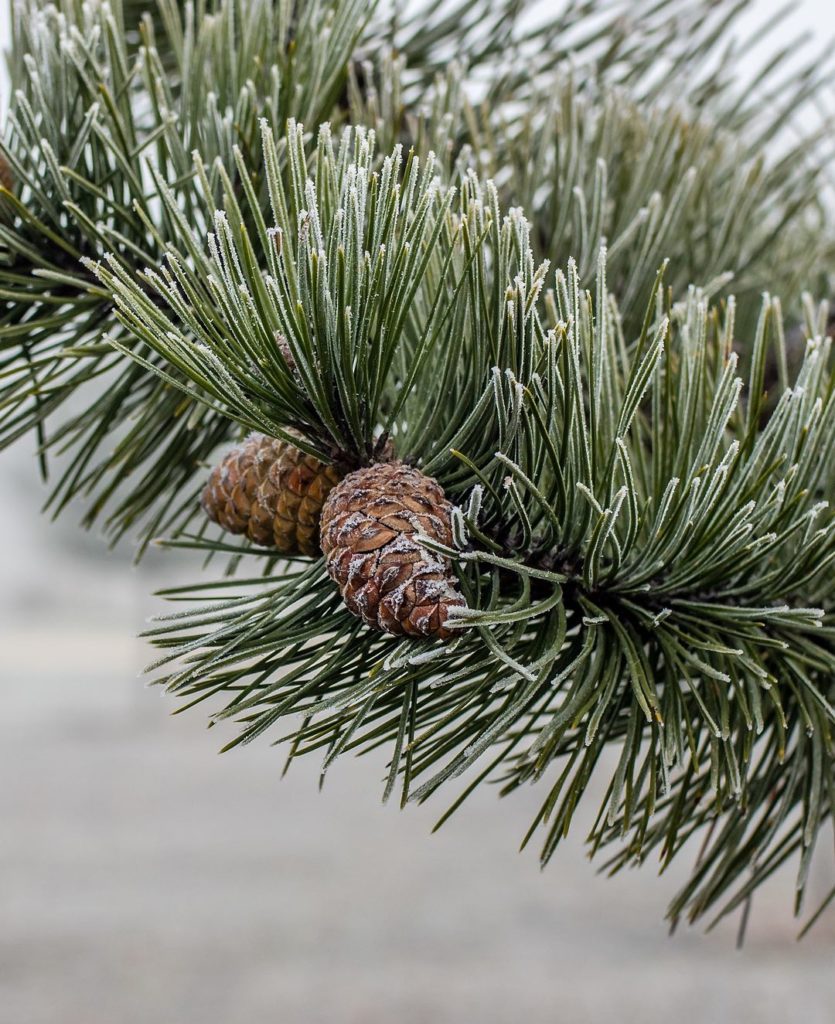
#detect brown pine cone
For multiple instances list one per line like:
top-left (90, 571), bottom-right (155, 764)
top-left (201, 431), bottom-right (342, 556)
top-left (0, 153), bottom-right (12, 193)
top-left (276, 333), bottom-right (296, 373)
top-left (320, 462), bottom-right (466, 640)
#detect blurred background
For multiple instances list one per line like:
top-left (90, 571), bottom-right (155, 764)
top-left (2, 2), bottom-right (835, 1023)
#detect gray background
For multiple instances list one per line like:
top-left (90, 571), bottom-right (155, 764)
top-left (2, 1), bottom-right (834, 1021)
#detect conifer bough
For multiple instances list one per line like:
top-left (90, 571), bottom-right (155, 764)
top-left (1, 0), bottom-right (834, 932)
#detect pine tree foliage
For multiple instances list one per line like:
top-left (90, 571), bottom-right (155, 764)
top-left (356, 33), bottom-right (835, 339)
top-left (89, 123), bottom-right (835, 929)
top-left (464, 76), bottom-right (835, 338)
top-left (3, 0), bottom-right (834, 546)
top-left (1, 0), bottom-right (834, 929)
top-left (1, 0), bottom-right (374, 545)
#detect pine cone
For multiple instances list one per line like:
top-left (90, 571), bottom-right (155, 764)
top-left (276, 333), bottom-right (296, 373)
top-left (320, 462), bottom-right (466, 640)
top-left (201, 431), bottom-right (342, 556)
top-left (0, 153), bottom-right (12, 193)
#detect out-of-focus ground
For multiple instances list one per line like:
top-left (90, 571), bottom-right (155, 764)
top-left (1, 440), bottom-right (834, 1024)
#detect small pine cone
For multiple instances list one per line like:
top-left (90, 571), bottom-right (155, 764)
top-left (0, 153), bottom-right (12, 193)
top-left (320, 462), bottom-right (466, 640)
top-left (201, 431), bottom-right (342, 556)
top-left (276, 333), bottom-right (296, 373)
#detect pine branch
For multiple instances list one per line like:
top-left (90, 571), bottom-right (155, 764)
top-left (90, 127), bottom-right (834, 925)
top-left (1, 0), bottom-right (833, 929)
top-left (1, 0), bottom-right (372, 548)
top-left (351, 51), bottom-right (835, 341)
top-left (3, 0), bottom-right (834, 548)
